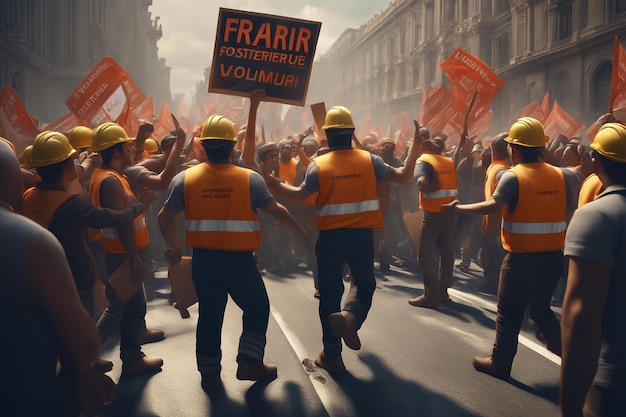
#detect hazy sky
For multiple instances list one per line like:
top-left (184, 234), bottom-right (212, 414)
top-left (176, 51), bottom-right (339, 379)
top-left (150, 0), bottom-right (391, 100)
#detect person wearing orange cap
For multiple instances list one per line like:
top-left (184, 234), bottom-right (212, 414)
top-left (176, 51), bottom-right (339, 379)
top-left (561, 123), bottom-right (626, 417)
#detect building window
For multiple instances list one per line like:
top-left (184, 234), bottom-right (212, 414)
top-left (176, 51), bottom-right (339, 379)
top-left (414, 23), bottom-right (420, 47)
top-left (610, 0), bottom-right (626, 23)
top-left (460, 0), bottom-right (469, 20)
top-left (495, 0), bottom-right (510, 15)
top-left (413, 65), bottom-right (420, 89)
top-left (591, 61), bottom-right (612, 115)
top-left (556, 5), bottom-right (572, 41)
top-left (426, 2), bottom-right (434, 39)
top-left (494, 33), bottom-right (510, 68)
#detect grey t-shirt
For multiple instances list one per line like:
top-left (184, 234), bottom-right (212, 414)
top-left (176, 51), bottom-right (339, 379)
top-left (492, 164), bottom-right (579, 213)
top-left (163, 162), bottom-right (275, 213)
top-left (302, 149), bottom-right (395, 193)
top-left (564, 186), bottom-right (626, 394)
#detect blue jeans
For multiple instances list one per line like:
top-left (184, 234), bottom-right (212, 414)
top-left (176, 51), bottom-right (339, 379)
top-left (317, 228), bottom-right (376, 358)
top-left (192, 249), bottom-right (270, 375)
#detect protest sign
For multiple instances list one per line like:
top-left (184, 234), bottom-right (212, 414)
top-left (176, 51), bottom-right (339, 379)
top-left (209, 8), bottom-right (321, 106)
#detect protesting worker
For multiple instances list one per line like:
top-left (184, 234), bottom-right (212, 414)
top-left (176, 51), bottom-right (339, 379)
top-left (443, 117), bottom-right (579, 379)
top-left (268, 105), bottom-right (421, 373)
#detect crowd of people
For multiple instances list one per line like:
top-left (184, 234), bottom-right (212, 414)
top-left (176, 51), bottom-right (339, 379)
top-left (2, 88), bottom-right (625, 416)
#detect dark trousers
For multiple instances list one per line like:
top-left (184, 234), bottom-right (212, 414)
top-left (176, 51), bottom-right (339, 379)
top-left (481, 232), bottom-right (505, 292)
top-left (317, 228), bottom-right (376, 357)
top-left (418, 211), bottom-right (456, 297)
top-left (492, 251), bottom-right (563, 363)
top-left (192, 249), bottom-right (269, 375)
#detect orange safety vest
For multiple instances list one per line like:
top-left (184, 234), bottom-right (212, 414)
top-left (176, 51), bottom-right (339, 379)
top-left (577, 173), bottom-right (603, 207)
top-left (314, 149), bottom-right (383, 231)
top-left (278, 159), bottom-right (297, 185)
top-left (183, 163), bottom-right (261, 251)
top-left (89, 167), bottom-right (150, 254)
top-left (501, 163), bottom-right (566, 253)
top-left (22, 187), bottom-right (75, 228)
top-left (417, 154), bottom-right (457, 213)
top-left (482, 160), bottom-right (508, 234)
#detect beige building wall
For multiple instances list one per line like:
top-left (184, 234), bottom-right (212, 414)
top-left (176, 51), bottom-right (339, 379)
top-left (309, 0), bottom-right (626, 138)
top-left (0, 0), bottom-right (170, 124)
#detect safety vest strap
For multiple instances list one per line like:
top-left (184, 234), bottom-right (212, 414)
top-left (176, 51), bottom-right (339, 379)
top-left (423, 189), bottom-right (458, 199)
top-left (186, 219), bottom-right (260, 233)
top-left (502, 220), bottom-right (566, 234)
top-left (317, 199), bottom-right (380, 216)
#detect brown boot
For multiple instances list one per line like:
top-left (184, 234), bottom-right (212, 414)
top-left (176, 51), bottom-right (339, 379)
top-left (408, 294), bottom-right (440, 309)
top-left (472, 356), bottom-right (511, 380)
top-left (121, 353), bottom-right (163, 379)
top-left (236, 360), bottom-right (277, 381)
top-left (201, 372), bottom-right (222, 391)
top-left (138, 328), bottom-right (165, 345)
top-left (328, 311), bottom-right (361, 350)
top-left (314, 352), bottom-right (346, 373)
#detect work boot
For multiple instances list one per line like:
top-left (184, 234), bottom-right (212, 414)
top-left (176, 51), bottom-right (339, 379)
top-left (439, 288), bottom-right (451, 303)
top-left (314, 352), bottom-right (345, 373)
top-left (236, 360), bottom-right (277, 382)
top-left (121, 353), bottom-right (163, 379)
top-left (94, 358), bottom-right (114, 373)
top-left (408, 293), bottom-right (440, 309)
top-left (537, 320), bottom-right (562, 357)
top-left (138, 328), bottom-right (165, 345)
top-left (200, 372), bottom-right (222, 392)
top-left (472, 356), bottom-right (511, 380)
top-left (328, 311), bottom-right (361, 350)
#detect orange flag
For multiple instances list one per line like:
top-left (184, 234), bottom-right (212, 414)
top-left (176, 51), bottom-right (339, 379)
top-left (45, 112), bottom-right (81, 133)
top-left (543, 101), bottom-right (582, 140)
top-left (541, 92), bottom-right (550, 116)
top-left (610, 37), bottom-right (626, 113)
top-left (65, 57), bottom-right (147, 128)
top-left (153, 100), bottom-right (176, 140)
top-left (518, 99), bottom-right (547, 124)
top-left (0, 85), bottom-right (39, 154)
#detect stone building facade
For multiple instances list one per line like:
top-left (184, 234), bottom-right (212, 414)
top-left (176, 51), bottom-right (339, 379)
top-left (308, 0), bottom-right (626, 136)
top-left (0, 0), bottom-right (170, 124)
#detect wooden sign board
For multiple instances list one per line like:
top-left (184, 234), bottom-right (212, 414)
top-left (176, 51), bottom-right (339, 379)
top-left (209, 8), bottom-right (321, 106)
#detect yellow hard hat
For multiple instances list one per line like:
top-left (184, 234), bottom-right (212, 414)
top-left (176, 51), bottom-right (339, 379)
top-left (322, 106), bottom-right (355, 130)
top-left (504, 117), bottom-right (549, 147)
top-left (590, 123), bottom-right (626, 163)
top-left (91, 122), bottom-right (133, 152)
top-left (31, 131), bottom-right (76, 167)
top-left (144, 138), bottom-right (160, 154)
top-left (199, 115), bottom-right (236, 141)
top-left (67, 126), bottom-right (93, 150)
top-left (19, 144), bottom-right (33, 164)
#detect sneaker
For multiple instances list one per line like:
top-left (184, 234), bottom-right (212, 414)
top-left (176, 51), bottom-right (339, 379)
top-left (472, 356), bottom-right (511, 380)
top-left (201, 372), bottom-right (222, 391)
top-left (121, 353), bottom-right (163, 379)
top-left (328, 311), bottom-right (361, 350)
top-left (236, 360), bottom-right (277, 382)
top-left (138, 328), bottom-right (165, 345)
top-left (314, 352), bottom-right (345, 373)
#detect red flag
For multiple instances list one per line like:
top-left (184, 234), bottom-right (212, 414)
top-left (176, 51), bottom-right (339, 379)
top-left (393, 111), bottom-right (413, 141)
top-left (541, 92), bottom-right (550, 116)
top-left (0, 85), bottom-right (39, 154)
top-left (543, 101), bottom-right (583, 140)
top-left (153, 100), bottom-right (175, 140)
top-left (45, 112), bottom-right (81, 133)
top-left (440, 48), bottom-right (505, 121)
top-left (201, 98), bottom-right (219, 118)
top-left (518, 100), bottom-right (547, 124)
top-left (610, 37), bottom-right (626, 113)
top-left (65, 57), bottom-right (147, 128)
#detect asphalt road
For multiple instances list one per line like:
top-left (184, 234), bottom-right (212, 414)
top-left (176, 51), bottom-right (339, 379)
top-left (100, 259), bottom-right (562, 417)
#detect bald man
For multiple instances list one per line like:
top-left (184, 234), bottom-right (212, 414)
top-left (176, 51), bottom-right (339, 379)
top-left (0, 139), bottom-right (116, 417)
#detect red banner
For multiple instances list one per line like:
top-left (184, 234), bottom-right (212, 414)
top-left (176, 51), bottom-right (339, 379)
top-left (440, 48), bottom-right (505, 117)
top-left (153, 100), bottom-right (175, 140)
top-left (45, 112), bottom-right (81, 133)
top-left (610, 37), bottom-right (626, 113)
top-left (518, 99), bottom-right (547, 124)
top-left (0, 85), bottom-right (39, 154)
top-left (65, 57), bottom-right (147, 128)
top-left (543, 101), bottom-right (582, 140)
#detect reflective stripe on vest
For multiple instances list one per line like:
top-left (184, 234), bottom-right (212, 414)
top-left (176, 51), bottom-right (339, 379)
top-left (423, 189), bottom-right (458, 199)
top-left (184, 163), bottom-right (261, 251)
top-left (417, 153), bottom-right (457, 213)
top-left (314, 149), bottom-right (383, 230)
top-left (101, 217), bottom-right (147, 239)
top-left (186, 219), bottom-right (260, 233)
top-left (317, 199), bottom-right (380, 216)
top-left (502, 221), bottom-right (566, 234)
